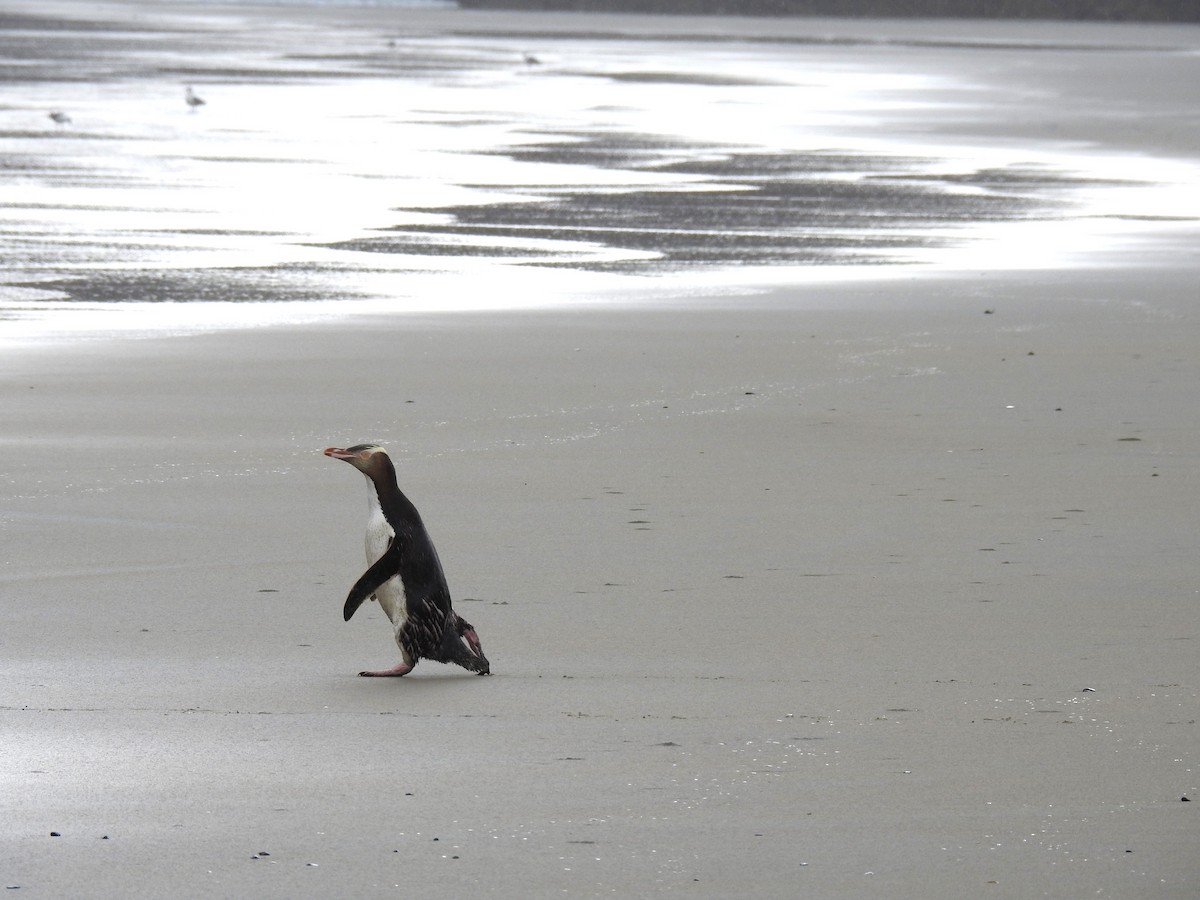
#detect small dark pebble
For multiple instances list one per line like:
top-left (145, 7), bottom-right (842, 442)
top-left (101, 835), bottom-right (108, 840)
top-left (49, 832), bottom-right (60, 838)
top-left (1182, 796), bottom-right (1190, 802)
top-left (432, 837), bottom-right (439, 841)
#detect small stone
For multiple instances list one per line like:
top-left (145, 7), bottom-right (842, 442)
top-left (49, 832), bottom-right (60, 838)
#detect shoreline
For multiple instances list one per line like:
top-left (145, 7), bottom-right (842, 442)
top-left (3, 3), bottom-right (1199, 351)
top-left (453, 0), bottom-right (1200, 23)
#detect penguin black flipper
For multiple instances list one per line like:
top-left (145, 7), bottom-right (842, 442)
top-left (343, 538), bottom-right (404, 622)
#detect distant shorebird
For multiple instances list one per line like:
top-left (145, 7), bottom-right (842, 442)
top-left (185, 86), bottom-right (206, 111)
top-left (48, 110), bottom-right (72, 127)
top-left (523, 53), bottom-right (541, 66)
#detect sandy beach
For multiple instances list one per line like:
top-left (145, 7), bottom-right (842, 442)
top-left (3, 2), bottom-right (1199, 898)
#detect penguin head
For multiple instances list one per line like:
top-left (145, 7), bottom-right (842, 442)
top-left (324, 444), bottom-right (398, 494)
top-left (324, 443), bottom-right (392, 476)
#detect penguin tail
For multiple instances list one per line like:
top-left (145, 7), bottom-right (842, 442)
top-left (437, 614), bottom-right (490, 675)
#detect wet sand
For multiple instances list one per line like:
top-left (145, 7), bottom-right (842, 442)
top-left (5, 269), bottom-right (1198, 897)
top-left (2, 3), bottom-right (1199, 898)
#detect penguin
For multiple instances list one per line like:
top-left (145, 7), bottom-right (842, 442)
top-left (324, 444), bottom-right (490, 677)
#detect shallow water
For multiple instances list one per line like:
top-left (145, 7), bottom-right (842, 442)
top-left (1, 2), bottom-right (1197, 343)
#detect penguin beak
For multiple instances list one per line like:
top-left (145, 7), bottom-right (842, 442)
top-left (324, 447), bottom-right (357, 461)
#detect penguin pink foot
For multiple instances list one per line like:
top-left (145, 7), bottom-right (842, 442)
top-left (359, 661), bottom-right (414, 677)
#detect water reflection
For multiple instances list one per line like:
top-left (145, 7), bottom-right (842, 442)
top-left (0, 2), bottom-right (1196, 342)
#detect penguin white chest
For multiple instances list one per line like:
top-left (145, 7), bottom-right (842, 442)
top-left (364, 492), bottom-right (408, 627)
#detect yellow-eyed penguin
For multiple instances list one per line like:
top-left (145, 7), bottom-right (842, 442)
top-left (324, 444), bottom-right (490, 677)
